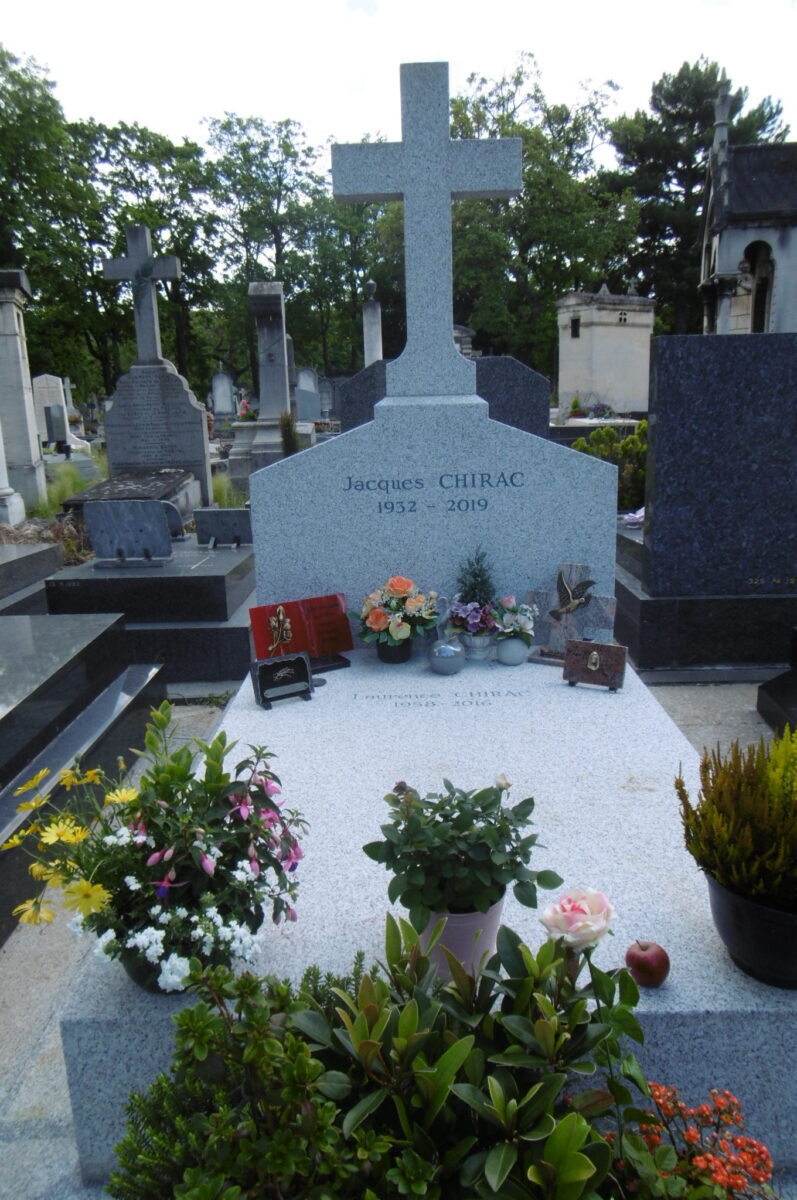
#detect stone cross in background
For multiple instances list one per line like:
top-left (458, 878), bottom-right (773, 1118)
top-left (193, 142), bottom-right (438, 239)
top-left (332, 62), bottom-right (521, 397)
top-left (103, 225), bottom-right (181, 364)
top-left (362, 280), bottom-right (383, 367)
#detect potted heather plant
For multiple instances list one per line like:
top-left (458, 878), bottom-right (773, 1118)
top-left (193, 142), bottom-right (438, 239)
top-left (5, 702), bottom-right (307, 992)
top-left (677, 726), bottom-right (797, 987)
top-left (363, 775), bottom-right (561, 970)
top-left (349, 575), bottom-right (441, 663)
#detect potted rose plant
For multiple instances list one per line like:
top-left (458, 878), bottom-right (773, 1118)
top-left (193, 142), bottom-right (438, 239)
top-left (677, 726), bottom-right (797, 987)
top-left (363, 775), bottom-right (562, 971)
top-left (5, 701), bottom-right (307, 992)
top-left (494, 594), bottom-right (538, 665)
top-left (349, 575), bottom-right (441, 663)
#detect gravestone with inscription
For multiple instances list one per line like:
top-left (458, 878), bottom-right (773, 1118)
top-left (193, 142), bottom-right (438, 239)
top-left (249, 63), bottom-right (616, 615)
top-left (102, 226), bottom-right (212, 504)
top-left (211, 368), bottom-right (236, 417)
top-left (33, 374), bottom-right (91, 454)
top-left (615, 333), bottom-right (797, 667)
top-left (248, 282), bottom-right (292, 471)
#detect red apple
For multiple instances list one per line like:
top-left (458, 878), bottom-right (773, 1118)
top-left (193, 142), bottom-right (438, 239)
top-left (625, 940), bottom-right (670, 987)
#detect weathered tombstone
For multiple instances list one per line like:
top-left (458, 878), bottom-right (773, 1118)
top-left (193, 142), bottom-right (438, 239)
top-left (83, 499), bottom-right (173, 566)
top-left (295, 366), bottom-right (321, 422)
top-left (0, 415), bottom-right (25, 525)
top-left (210, 368), bottom-right (236, 416)
top-left (102, 225), bottom-right (212, 504)
top-left (615, 333), bottom-right (797, 667)
top-left (44, 404), bottom-right (69, 446)
top-left (62, 376), bottom-right (85, 437)
top-left (33, 374), bottom-right (91, 454)
top-left (338, 355), bottom-right (551, 437)
top-left (194, 507), bottom-right (253, 547)
top-left (0, 271), bottom-right (46, 508)
top-left (362, 279), bottom-right (383, 366)
top-left (249, 63), bottom-right (616, 613)
top-left (247, 282), bottom-right (291, 471)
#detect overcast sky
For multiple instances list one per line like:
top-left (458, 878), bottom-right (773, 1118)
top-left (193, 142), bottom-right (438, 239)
top-left (3, 0), bottom-right (796, 159)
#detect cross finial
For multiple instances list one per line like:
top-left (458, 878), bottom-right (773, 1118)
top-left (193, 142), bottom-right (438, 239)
top-left (332, 63), bottom-right (522, 397)
top-left (102, 225), bottom-right (181, 364)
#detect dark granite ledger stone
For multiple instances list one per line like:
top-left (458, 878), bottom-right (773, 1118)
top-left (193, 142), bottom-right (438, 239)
top-left (644, 334), bottom-right (797, 599)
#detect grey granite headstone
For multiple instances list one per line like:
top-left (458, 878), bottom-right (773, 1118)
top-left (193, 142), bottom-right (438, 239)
top-left (332, 63), bottom-right (521, 397)
top-left (211, 369), bottom-right (236, 416)
top-left (84, 499), bottom-right (173, 565)
top-left (362, 279), bottom-right (383, 366)
top-left (0, 270), bottom-right (46, 508)
top-left (248, 282), bottom-right (291, 470)
top-left (103, 362), bottom-right (212, 505)
top-left (295, 366), bottom-right (321, 422)
top-left (250, 397), bottom-right (617, 616)
top-left (340, 356), bottom-right (551, 436)
top-left (44, 404), bottom-right (68, 443)
top-left (0, 413), bottom-right (25, 525)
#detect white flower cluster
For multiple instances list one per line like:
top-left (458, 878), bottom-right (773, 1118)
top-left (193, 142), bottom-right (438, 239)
top-left (124, 875), bottom-right (141, 891)
top-left (187, 905), bottom-right (259, 962)
top-left (103, 827), bottom-right (132, 846)
top-left (158, 953), bottom-right (191, 992)
top-left (232, 859), bottom-right (257, 883)
top-left (94, 928), bottom-right (117, 957)
top-left (125, 926), bottom-right (166, 964)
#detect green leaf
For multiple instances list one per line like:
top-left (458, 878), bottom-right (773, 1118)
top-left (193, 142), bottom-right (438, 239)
top-left (513, 880), bottom-right (538, 907)
top-left (485, 1142), bottom-right (518, 1192)
top-left (654, 1144), bottom-right (678, 1171)
top-left (613, 1007), bottom-right (644, 1044)
top-left (317, 1070), bottom-right (351, 1099)
top-left (342, 1089), bottom-right (386, 1138)
top-left (535, 869), bottom-right (564, 889)
top-left (569, 1089), bottom-right (614, 1118)
top-left (385, 911), bottom-right (401, 965)
top-left (289, 1009), bottom-right (333, 1047)
top-left (451, 1082), bottom-right (500, 1125)
top-left (621, 1053), bottom-right (649, 1095)
top-left (589, 965), bottom-right (615, 1006)
top-left (398, 998), bottom-right (419, 1040)
top-left (496, 925), bottom-right (526, 976)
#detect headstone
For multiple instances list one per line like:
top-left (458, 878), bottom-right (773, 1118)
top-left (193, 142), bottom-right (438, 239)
top-left (247, 282), bottom-right (291, 471)
top-left (249, 63), bottom-right (615, 616)
top-left (0, 271), bottom-right (46, 508)
top-left (339, 355), bottom-right (551, 437)
top-left (194, 507), bottom-right (253, 547)
top-left (102, 225), bottom-right (212, 504)
top-left (33, 374), bottom-right (91, 454)
top-left (62, 376), bottom-right (85, 437)
top-left (295, 367), bottom-right (321, 422)
top-left (615, 333), bottom-right (797, 667)
top-left (0, 414), bottom-right (25, 525)
top-left (211, 369), bottom-right (236, 416)
top-left (362, 279), bottom-right (383, 366)
top-left (332, 62), bottom-right (521, 397)
top-left (556, 284), bottom-right (655, 416)
top-left (83, 499), bottom-right (173, 565)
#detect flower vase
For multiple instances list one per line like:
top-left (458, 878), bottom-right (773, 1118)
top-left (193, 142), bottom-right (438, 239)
top-left (460, 632), bottom-right (495, 661)
top-left (423, 896), bottom-right (505, 978)
top-left (377, 638), bottom-right (413, 664)
top-left (496, 637), bottom-right (530, 665)
top-left (428, 636), bottom-right (465, 675)
top-left (706, 874), bottom-right (797, 988)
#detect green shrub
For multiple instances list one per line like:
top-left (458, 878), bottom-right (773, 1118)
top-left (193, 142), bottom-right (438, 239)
top-left (211, 472), bottom-right (247, 509)
top-left (280, 410), bottom-right (300, 456)
top-left (455, 546), bottom-right (496, 607)
top-left (571, 419), bottom-right (647, 511)
top-left (31, 462), bottom-right (95, 518)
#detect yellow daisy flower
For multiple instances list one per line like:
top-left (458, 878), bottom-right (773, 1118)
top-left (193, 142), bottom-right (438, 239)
top-left (61, 824), bottom-right (90, 845)
top-left (62, 880), bottom-right (111, 916)
top-left (80, 768), bottom-right (102, 785)
top-left (15, 792), bottom-right (46, 813)
top-left (104, 786), bottom-right (139, 806)
top-left (40, 818), bottom-right (84, 845)
top-left (59, 768), bottom-right (80, 791)
top-left (13, 898), bottom-right (56, 925)
top-left (1, 832), bottom-right (26, 850)
top-left (29, 862), bottom-right (67, 887)
top-left (13, 767), bottom-right (50, 795)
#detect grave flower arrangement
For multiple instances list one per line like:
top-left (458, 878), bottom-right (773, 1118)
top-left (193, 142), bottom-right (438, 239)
top-left (447, 597), bottom-right (498, 636)
top-left (5, 702), bottom-right (307, 992)
top-left (494, 594), bottom-right (538, 646)
top-left (236, 397), bottom-right (257, 421)
top-left (350, 575), bottom-right (440, 646)
top-left (364, 775), bottom-right (562, 931)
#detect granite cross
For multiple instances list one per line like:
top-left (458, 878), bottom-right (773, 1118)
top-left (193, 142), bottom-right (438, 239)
top-left (102, 225), bottom-right (181, 364)
top-left (332, 62), bottom-right (521, 397)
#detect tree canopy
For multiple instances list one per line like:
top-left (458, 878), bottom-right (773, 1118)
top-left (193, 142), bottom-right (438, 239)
top-left (0, 45), bottom-right (788, 404)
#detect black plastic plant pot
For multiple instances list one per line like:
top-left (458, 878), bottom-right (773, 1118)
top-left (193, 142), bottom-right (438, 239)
top-left (706, 874), bottom-right (797, 989)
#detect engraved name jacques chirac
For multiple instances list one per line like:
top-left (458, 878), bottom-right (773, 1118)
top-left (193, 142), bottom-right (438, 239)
top-left (343, 471), bottom-right (525, 493)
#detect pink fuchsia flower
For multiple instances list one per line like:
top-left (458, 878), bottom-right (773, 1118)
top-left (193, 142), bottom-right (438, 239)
top-left (281, 839), bottom-right (304, 871)
top-left (146, 849), bottom-right (164, 867)
top-left (254, 774), bottom-right (281, 797)
top-left (151, 868), bottom-right (189, 899)
top-left (200, 852), bottom-right (216, 876)
top-left (228, 793), bottom-right (252, 820)
top-left (540, 888), bottom-right (615, 950)
top-left (258, 807), bottom-right (281, 827)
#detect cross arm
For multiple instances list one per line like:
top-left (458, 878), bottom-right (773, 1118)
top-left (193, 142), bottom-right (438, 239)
top-left (331, 142), bottom-right (405, 202)
top-left (449, 138), bottom-right (523, 200)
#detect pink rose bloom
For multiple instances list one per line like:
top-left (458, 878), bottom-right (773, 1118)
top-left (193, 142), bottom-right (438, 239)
top-left (500, 595), bottom-right (517, 608)
top-left (540, 888), bottom-right (615, 950)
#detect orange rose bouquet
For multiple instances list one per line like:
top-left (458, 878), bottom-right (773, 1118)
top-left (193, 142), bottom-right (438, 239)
top-left (350, 575), bottom-right (441, 646)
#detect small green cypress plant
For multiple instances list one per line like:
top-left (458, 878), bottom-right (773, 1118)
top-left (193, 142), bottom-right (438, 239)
top-left (280, 410), bottom-right (300, 456)
top-left (455, 546), bottom-right (496, 607)
top-left (677, 726), bottom-right (797, 910)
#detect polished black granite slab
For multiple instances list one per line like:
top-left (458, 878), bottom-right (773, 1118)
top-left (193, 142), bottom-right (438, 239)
top-left (339, 356), bottom-right (551, 437)
top-left (645, 334), bottom-right (797, 598)
top-left (0, 543), bottom-right (64, 600)
top-left (757, 627), bottom-right (797, 734)
top-left (45, 541), bottom-right (254, 622)
top-left (615, 565), bottom-right (797, 670)
top-left (0, 614), bottom-right (124, 791)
